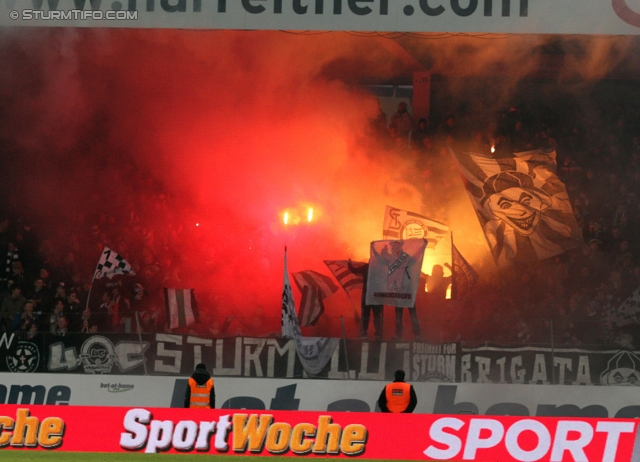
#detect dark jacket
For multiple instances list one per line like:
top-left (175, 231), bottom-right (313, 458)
top-left (184, 368), bottom-right (215, 408)
top-left (349, 261), bottom-right (382, 308)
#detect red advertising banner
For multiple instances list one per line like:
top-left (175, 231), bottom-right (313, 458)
top-left (0, 405), bottom-right (638, 461)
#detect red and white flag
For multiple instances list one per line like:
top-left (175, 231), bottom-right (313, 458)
top-left (164, 288), bottom-right (198, 330)
top-left (323, 260), bottom-right (364, 293)
top-left (292, 270), bottom-right (338, 326)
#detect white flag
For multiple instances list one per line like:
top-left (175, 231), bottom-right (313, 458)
top-left (93, 247), bottom-right (136, 280)
top-left (281, 248), bottom-right (301, 339)
top-left (164, 288), bottom-right (199, 330)
top-left (366, 239), bottom-right (427, 307)
top-left (281, 247), bottom-right (338, 376)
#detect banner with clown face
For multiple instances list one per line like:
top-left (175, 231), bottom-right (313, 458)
top-left (450, 149), bottom-right (583, 269)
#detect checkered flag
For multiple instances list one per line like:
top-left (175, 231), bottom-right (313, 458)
top-left (94, 247), bottom-right (136, 280)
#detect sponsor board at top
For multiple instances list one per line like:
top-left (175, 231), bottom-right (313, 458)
top-left (1, 0), bottom-right (639, 34)
top-left (0, 405), bottom-right (638, 461)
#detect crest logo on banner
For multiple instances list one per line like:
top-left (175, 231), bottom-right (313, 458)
top-left (6, 341), bottom-right (40, 373)
top-left (383, 206), bottom-right (448, 249)
top-left (450, 148), bottom-right (583, 268)
top-left (79, 336), bottom-right (119, 374)
top-left (366, 239), bottom-right (427, 307)
top-left (48, 336), bottom-right (148, 373)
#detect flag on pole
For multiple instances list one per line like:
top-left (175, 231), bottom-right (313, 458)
top-left (383, 206), bottom-right (449, 249)
top-left (164, 288), bottom-right (199, 330)
top-left (93, 247), bottom-right (136, 280)
top-left (281, 247), bottom-right (339, 376)
top-left (281, 248), bottom-right (301, 339)
top-left (366, 239), bottom-right (427, 307)
top-left (323, 260), bottom-right (364, 293)
top-left (451, 244), bottom-right (479, 300)
top-left (292, 271), bottom-right (339, 299)
top-left (450, 148), bottom-right (583, 269)
top-left (292, 270), bottom-right (339, 326)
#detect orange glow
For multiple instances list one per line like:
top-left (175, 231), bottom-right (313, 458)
top-left (424, 280), bottom-right (453, 300)
top-left (491, 145), bottom-right (495, 153)
top-left (308, 208), bottom-right (313, 222)
top-left (283, 212), bottom-right (289, 226)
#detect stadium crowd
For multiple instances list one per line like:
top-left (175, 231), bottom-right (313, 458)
top-left (1, 88), bottom-right (640, 349)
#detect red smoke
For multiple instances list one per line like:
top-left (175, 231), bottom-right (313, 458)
top-left (0, 29), bottom-right (426, 337)
top-left (1, 28), bottom-right (637, 338)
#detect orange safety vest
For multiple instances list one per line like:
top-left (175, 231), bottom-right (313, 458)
top-left (188, 377), bottom-right (214, 409)
top-left (385, 382), bottom-right (411, 413)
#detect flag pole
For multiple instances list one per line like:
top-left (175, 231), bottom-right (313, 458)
top-left (134, 311), bottom-right (148, 375)
top-left (347, 293), bottom-right (361, 322)
top-left (84, 271), bottom-right (98, 316)
top-left (340, 316), bottom-right (350, 377)
top-left (450, 233), bottom-right (456, 301)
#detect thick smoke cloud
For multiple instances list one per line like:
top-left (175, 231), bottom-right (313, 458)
top-left (0, 28), bottom-right (638, 336)
top-left (0, 28), bottom-right (433, 333)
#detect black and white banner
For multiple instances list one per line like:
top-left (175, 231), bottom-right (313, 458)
top-left (0, 332), bottom-right (459, 381)
top-left (461, 345), bottom-right (640, 386)
top-left (4, 331), bottom-right (640, 387)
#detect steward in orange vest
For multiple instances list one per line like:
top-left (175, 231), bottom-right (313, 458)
top-left (378, 370), bottom-right (417, 413)
top-left (184, 363), bottom-right (215, 409)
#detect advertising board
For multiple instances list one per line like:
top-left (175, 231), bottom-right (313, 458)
top-left (3, 373), bottom-right (640, 419)
top-left (0, 404), bottom-right (638, 461)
